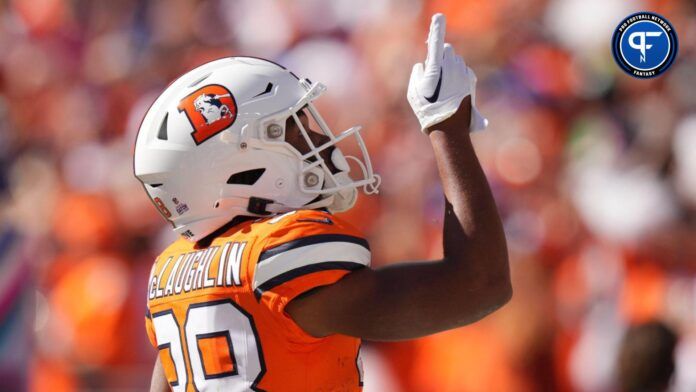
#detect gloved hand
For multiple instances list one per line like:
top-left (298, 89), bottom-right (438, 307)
top-left (407, 13), bottom-right (488, 132)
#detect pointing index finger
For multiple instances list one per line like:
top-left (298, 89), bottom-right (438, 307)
top-left (425, 13), bottom-right (446, 72)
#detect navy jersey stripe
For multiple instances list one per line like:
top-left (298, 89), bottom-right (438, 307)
top-left (258, 234), bottom-right (369, 263)
top-left (254, 261), bottom-right (366, 299)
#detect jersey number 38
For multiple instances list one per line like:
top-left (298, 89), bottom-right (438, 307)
top-left (152, 299), bottom-right (265, 391)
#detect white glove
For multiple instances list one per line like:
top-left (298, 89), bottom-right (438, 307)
top-left (407, 13), bottom-right (488, 132)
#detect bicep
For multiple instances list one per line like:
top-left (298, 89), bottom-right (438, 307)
top-left (287, 259), bottom-right (505, 341)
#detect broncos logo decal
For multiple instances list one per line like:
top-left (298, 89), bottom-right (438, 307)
top-left (178, 84), bottom-right (237, 144)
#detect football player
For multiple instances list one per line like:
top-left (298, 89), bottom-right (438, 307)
top-left (135, 14), bottom-right (510, 392)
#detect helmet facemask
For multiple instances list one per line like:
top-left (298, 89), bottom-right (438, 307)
top-left (254, 79), bottom-right (381, 212)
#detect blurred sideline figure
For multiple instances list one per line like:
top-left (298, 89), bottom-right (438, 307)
top-left (618, 321), bottom-right (678, 392)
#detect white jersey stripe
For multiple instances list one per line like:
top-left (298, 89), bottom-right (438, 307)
top-left (253, 241), bottom-right (371, 290)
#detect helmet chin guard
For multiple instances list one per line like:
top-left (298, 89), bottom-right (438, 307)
top-left (134, 57), bottom-right (380, 242)
top-left (256, 79), bottom-right (380, 196)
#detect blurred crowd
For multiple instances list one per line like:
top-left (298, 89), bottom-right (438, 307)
top-left (1, 0), bottom-right (696, 391)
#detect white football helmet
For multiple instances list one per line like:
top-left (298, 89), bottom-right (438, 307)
top-left (134, 57), bottom-right (380, 242)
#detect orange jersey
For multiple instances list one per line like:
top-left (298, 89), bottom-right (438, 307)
top-left (145, 209), bottom-right (369, 391)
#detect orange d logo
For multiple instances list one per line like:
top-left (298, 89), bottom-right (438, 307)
top-left (178, 84), bottom-right (237, 145)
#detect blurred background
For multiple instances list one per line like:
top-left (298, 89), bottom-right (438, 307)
top-left (1, 0), bottom-right (696, 391)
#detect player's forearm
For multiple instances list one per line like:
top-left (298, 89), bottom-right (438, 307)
top-left (427, 105), bottom-right (511, 309)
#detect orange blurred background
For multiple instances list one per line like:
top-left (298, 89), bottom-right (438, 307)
top-left (1, 0), bottom-right (696, 391)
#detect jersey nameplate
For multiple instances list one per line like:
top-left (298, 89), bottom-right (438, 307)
top-left (148, 241), bottom-right (247, 300)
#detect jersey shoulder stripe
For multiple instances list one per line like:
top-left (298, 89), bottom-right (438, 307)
top-left (253, 234), bottom-right (370, 296)
top-left (258, 233), bottom-right (370, 261)
top-left (251, 210), bottom-right (371, 299)
top-left (255, 261), bottom-right (365, 298)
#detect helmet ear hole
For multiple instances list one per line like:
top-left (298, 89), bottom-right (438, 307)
top-left (226, 168), bottom-right (266, 185)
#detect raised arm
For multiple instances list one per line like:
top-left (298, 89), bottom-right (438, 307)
top-left (286, 14), bottom-right (510, 341)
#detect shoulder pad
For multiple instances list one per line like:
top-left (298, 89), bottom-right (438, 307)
top-left (252, 209), bottom-right (370, 294)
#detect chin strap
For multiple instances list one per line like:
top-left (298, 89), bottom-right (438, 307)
top-left (240, 194), bottom-right (336, 216)
top-left (302, 194), bottom-right (336, 211)
top-left (246, 197), bottom-right (275, 215)
top-left (216, 192), bottom-right (338, 218)
top-left (247, 167), bottom-right (359, 215)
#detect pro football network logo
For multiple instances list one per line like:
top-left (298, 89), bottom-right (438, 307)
top-left (611, 12), bottom-right (678, 79)
top-left (178, 84), bottom-right (237, 144)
